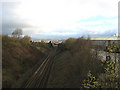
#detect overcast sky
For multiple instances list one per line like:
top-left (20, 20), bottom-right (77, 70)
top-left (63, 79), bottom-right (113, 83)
top-left (1, 0), bottom-right (119, 39)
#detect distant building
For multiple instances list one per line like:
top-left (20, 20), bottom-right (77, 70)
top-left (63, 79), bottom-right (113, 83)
top-left (90, 36), bottom-right (120, 47)
top-left (90, 27), bottom-right (120, 47)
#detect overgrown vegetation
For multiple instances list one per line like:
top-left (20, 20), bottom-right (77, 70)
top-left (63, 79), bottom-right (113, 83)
top-left (3, 34), bottom-right (120, 88)
top-left (82, 41), bottom-right (120, 88)
top-left (2, 35), bottom-right (51, 88)
top-left (47, 38), bottom-right (103, 88)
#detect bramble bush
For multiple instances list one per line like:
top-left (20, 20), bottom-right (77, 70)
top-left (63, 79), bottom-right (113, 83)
top-left (82, 41), bottom-right (120, 88)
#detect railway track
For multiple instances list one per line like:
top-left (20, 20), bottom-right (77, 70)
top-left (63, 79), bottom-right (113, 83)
top-left (23, 48), bottom-right (56, 88)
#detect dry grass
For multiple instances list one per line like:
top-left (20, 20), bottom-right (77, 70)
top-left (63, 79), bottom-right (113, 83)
top-left (2, 35), bottom-right (50, 88)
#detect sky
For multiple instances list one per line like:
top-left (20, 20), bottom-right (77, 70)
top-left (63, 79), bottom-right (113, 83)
top-left (1, 0), bottom-right (120, 39)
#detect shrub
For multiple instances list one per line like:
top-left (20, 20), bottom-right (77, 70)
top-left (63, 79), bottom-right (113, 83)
top-left (47, 38), bottom-right (103, 88)
top-left (64, 38), bottom-right (76, 49)
top-left (82, 41), bottom-right (120, 88)
top-left (21, 35), bottom-right (31, 47)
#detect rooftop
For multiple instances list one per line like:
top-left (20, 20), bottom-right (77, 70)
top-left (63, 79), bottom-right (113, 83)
top-left (90, 36), bottom-right (120, 40)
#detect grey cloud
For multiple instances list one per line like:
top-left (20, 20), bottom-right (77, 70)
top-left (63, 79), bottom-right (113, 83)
top-left (2, 2), bottom-right (33, 35)
top-left (2, 21), bottom-right (32, 35)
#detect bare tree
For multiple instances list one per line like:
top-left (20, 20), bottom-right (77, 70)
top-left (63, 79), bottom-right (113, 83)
top-left (12, 28), bottom-right (22, 38)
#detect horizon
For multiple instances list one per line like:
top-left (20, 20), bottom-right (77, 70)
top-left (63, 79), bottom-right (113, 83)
top-left (1, 0), bottom-right (119, 39)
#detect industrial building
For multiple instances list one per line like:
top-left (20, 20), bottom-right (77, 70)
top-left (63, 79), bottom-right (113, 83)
top-left (90, 36), bottom-right (120, 46)
top-left (89, 29), bottom-right (120, 52)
